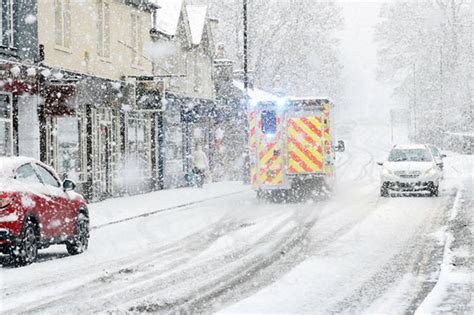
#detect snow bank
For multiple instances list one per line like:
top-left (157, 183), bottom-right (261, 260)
top-left (89, 181), bottom-right (248, 228)
top-left (415, 231), bottom-right (455, 314)
top-left (416, 183), bottom-right (471, 314)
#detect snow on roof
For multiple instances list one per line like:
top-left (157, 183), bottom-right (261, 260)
top-left (153, 0), bottom-right (183, 36)
top-left (232, 80), bottom-right (276, 101)
top-left (0, 157), bottom-right (37, 178)
top-left (0, 156), bottom-right (58, 178)
top-left (393, 144), bottom-right (428, 150)
top-left (186, 5), bottom-right (207, 45)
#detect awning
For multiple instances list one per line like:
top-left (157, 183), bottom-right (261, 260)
top-left (44, 84), bottom-right (76, 116)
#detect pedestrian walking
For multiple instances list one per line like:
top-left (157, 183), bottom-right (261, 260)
top-left (192, 145), bottom-right (209, 188)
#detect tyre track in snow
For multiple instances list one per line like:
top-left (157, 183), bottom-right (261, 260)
top-left (189, 199), bottom-right (386, 313)
top-left (325, 190), bottom-right (457, 313)
top-left (0, 191), bottom-right (249, 295)
top-left (175, 145), bottom-right (389, 313)
top-left (128, 167), bottom-right (389, 314)
top-left (6, 185), bottom-right (374, 314)
top-left (0, 192), bottom-right (254, 310)
top-left (195, 144), bottom-right (441, 313)
top-left (0, 218), bottom-right (232, 308)
top-left (4, 201), bottom-right (312, 313)
top-left (1, 136), bottom-right (395, 313)
top-left (3, 146), bottom-right (371, 314)
top-left (149, 147), bottom-right (391, 314)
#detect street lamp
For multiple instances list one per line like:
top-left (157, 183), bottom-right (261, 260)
top-left (242, 0), bottom-right (250, 184)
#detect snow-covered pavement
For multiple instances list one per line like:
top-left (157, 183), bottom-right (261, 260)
top-left (0, 124), bottom-right (472, 314)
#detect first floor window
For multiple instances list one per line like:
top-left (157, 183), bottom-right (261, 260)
top-left (54, 0), bottom-right (71, 48)
top-left (97, 0), bottom-right (110, 57)
top-left (131, 13), bottom-right (142, 66)
top-left (1, 0), bottom-right (15, 47)
top-left (0, 93), bottom-right (12, 156)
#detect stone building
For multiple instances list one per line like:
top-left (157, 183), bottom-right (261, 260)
top-left (36, 0), bottom-right (158, 200)
top-left (150, 0), bottom-right (217, 188)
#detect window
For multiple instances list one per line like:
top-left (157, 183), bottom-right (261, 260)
top-left (131, 13), bottom-right (142, 66)
top-left (16, 164), bottom-right (41, 184)
top-left (128, 115), bottom-right (150, 178)
top-left (0, 93), bottom-right (12, 156)
top-left (56, 117), bottom-right (80, 181)
top-left (54, 0), bottom-right (71, 48)
top-left (1, 0), bottom-right (15, 48)
top-left (429, 146), bottom-right (441, 158)
top-left (97, 0), bottom-right (110, 58)
top-left (35, 164), bottom-right (60, 188)
top-left (164, 115), bottom-right (183, 165)
top-left (261, 111), bottom-right (277, 135)
top-left (388, 149), bottom-right (432, 162)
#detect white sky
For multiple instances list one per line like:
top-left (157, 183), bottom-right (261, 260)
top-left (338, 0), bottom-right (395, 120)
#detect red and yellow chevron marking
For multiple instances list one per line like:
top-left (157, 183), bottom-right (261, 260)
top-left (257, 115), bottom-right (283, 185)
top-left (322, 103), bottom-right (332, 176)
top-left (248, 111), bottom-right (258, 186)
top-left (249, 111), bottom-right (257, 151)
top-left (287, 116), bottom-right (324, 174)
top-left (251, 164), bottom-right (257, 187)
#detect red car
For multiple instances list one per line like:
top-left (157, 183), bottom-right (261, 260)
top-left (0, 157), bottom-right (89, 265)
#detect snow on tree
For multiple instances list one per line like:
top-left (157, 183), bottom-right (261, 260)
top-left (206, 0), bottom-right (344, 99)
top-left (375, 0), bottom-right (472, 148)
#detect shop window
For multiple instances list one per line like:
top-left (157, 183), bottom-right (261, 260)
top-left (0, 0), bottom-right (14, 48)
top-left (56, 116), bottom-right (81, 181)
top-left (0, 93), bottom-right (12, 156)
top-left (54, 0), bottom-right (71, 49)
top-left (164, 119), bottom-right (183, 172)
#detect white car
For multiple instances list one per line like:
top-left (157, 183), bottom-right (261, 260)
top-left (378, 144), bottom-right (444, 197)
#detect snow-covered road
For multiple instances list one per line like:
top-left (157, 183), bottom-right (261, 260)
top-left (0, 124), bottom-right (471, 314)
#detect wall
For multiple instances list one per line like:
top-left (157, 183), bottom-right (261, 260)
top-left (38, 0), bottom-right (153, 81)
top-left (152, 14), bottom-right (214, 100)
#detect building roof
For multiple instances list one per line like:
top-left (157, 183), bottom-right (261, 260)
top-left (186, 5), bottom-right (208, 45)
top-left (153, 0), bottom-right (183, 36)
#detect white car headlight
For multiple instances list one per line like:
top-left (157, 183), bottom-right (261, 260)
top-left (425, 167), bottom-right (437, 176)
top-left (382, 168), bottom-right (393, 176)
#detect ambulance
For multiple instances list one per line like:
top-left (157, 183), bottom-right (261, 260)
top-left (248, 97), bottom-right (345, 199)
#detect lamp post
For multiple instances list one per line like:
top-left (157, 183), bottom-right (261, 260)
top-left (243, 0), bottom-right (249, 95)
top-left (242, 0), bottom-right (250, 184)
top-left (413, 63), bottom-right (417, 143)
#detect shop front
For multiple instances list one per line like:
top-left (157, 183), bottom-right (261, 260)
top-left (42, 71), bottom-right (135, 201)
top-left (0, 62), bottom-right (39, 159)
top-left (162, 94), bottom-right (216, 188)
